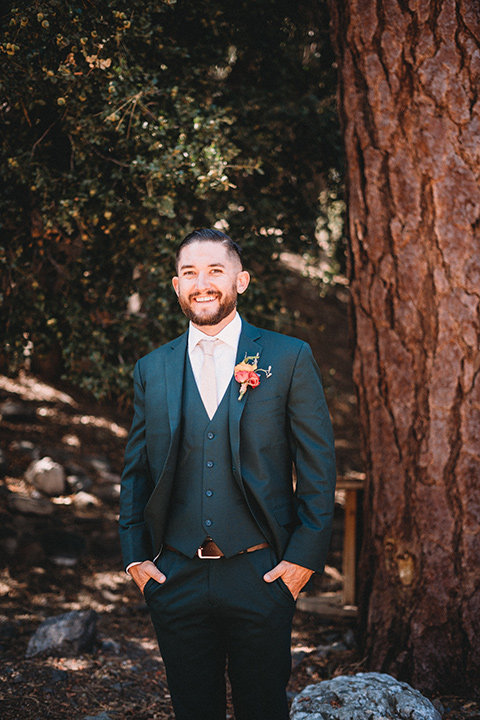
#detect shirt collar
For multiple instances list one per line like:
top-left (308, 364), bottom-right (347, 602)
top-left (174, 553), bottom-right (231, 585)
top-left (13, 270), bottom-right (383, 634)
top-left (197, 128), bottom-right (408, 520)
top-left (188, 312), bottom-right (242, 353)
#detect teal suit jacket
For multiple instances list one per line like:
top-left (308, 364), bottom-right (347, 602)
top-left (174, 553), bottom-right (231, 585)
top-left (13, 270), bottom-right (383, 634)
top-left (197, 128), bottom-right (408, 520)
top-left (119, 319), bottom-right (336, 573)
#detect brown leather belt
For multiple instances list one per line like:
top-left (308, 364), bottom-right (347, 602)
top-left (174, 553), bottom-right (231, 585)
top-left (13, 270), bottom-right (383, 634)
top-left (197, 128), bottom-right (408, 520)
top-left (165, 538), bottom-right (269, 560)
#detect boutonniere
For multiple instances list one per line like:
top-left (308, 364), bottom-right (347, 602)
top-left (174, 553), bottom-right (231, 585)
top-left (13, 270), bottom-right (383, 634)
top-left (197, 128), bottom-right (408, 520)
top-left (234, 353), bottom-right (272, 400)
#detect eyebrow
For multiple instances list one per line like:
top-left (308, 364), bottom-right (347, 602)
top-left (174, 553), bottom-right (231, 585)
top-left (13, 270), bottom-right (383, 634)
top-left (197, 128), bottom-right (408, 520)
top-left (179, 263), bottom-right (226, 270)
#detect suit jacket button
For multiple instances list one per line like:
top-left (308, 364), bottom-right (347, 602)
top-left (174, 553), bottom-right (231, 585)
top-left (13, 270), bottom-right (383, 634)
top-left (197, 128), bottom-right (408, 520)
top-left (207, 432), bottom-right (215, 439)
top-left (205, 519), bottom-right (213, 527)
top-left (206, 460), bottom-right (214, 468)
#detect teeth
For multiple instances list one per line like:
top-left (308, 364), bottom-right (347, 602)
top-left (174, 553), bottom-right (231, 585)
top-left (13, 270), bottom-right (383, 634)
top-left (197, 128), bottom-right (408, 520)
top-left (195, 296), bottom-right (216, 303)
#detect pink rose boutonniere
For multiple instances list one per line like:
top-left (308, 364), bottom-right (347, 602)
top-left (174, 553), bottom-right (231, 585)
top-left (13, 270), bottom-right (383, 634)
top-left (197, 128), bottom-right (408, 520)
top-left (234, 353), bottom-right (272, 400)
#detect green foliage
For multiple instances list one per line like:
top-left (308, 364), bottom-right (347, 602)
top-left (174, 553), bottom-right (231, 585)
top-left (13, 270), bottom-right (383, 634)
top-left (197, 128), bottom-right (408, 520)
top-left (1, 0), bottom-right (343, 401)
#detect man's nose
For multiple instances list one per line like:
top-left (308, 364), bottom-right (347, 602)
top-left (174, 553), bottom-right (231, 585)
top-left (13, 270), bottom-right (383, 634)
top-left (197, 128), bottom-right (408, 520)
top-left (195, 272), bottom-right (211, 291)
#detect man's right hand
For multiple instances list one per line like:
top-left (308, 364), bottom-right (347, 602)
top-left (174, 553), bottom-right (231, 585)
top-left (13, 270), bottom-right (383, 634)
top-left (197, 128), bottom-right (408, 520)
top-left (129, 560), bottom-right (166, 594)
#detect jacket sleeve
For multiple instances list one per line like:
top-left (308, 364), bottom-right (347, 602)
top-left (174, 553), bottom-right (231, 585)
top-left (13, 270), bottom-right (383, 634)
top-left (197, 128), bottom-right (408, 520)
top-left (282, 342), bottom-right (336, 573)
top-left (119, 360), bottom-right (156, 568)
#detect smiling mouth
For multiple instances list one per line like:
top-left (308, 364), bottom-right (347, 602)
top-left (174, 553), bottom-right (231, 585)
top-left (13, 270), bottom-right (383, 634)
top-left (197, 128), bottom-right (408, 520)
top-left (192, 294), bottom-right (219, 304)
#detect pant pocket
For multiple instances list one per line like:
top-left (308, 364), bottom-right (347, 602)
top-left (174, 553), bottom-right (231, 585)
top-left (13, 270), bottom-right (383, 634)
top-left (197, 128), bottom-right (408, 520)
top-left (143, 549), bottom-right (179, 601)
top-left (276, 576), bottom-right (296, 603)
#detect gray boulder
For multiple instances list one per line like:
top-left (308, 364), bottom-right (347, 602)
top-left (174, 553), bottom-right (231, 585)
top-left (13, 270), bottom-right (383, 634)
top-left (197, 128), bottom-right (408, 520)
top-left (26, 610), bottom-right (97, 658)
top-left (25, 456), bottom-right (66, 496)
top-left (8, 493), bottom-right (54, 516)
top-left (290, 672), bottom-right (442, 720)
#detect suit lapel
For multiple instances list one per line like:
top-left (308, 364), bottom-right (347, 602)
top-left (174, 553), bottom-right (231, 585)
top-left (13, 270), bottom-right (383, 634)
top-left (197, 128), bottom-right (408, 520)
top-left (165, 332), bottom-right (188, 434)
top-left (229, 320), bottom-right (262, 484)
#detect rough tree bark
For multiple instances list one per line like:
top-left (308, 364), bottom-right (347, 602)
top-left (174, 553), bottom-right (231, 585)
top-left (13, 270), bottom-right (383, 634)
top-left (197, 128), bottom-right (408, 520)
top-left (328, 0), bottom-right (480, 696)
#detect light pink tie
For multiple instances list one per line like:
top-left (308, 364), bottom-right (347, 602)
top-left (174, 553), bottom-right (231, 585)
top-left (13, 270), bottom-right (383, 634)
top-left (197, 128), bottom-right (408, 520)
top-left (199, 339), bottom-right (218, 419)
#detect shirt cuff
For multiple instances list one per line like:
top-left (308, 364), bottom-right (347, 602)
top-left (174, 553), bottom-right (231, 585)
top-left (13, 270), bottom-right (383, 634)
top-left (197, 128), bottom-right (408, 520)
top-left (125, 561), bottom-right (144, 575)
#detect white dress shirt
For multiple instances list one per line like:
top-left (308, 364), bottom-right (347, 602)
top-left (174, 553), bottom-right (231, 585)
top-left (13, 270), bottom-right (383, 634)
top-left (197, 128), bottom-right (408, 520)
top-left (188, 311), bottom-right (242, 405)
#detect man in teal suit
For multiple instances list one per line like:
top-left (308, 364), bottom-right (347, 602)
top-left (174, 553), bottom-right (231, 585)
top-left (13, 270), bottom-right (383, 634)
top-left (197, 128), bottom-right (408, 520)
top-left (120, 229), bottom-right (336, 720)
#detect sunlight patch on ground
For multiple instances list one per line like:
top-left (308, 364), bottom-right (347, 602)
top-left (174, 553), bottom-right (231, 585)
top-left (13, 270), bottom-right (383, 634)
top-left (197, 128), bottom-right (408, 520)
top-left (0, 372), bottom-right (77, 406)
top-left (1, 372), bottom-right (128, 439)
top-left (34, 405), bottom-right (128, 438)
top-left (136, 636), bottom-right (159, 652)
top-left (45, 656), bottom-right (91, 671)
top-left (89, 571), bottom-right (131, 590)
top-left (72, 414), bottom-right (128, 438)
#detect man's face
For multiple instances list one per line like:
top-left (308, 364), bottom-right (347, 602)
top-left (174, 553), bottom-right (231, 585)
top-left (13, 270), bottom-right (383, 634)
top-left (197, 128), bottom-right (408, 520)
top-left (172, 241), bottom-right (250, 332)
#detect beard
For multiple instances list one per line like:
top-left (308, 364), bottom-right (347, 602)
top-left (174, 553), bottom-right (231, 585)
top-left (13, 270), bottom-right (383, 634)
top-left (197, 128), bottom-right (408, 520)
top-left (178, 287), bottom-right (238, 326)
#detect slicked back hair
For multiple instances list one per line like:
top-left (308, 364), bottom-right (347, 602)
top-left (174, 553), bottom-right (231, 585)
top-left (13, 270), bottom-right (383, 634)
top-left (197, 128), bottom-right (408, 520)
top-left (175, 228), bottom-right (243, 270)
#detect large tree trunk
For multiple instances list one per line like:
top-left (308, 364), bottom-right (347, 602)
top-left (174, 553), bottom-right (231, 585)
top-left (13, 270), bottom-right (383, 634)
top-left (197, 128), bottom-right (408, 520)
top-left (328, 0), bottom-right (480, 696)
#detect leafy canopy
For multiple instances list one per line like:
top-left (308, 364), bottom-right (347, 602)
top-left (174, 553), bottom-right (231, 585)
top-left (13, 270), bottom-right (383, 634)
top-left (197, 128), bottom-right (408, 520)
top-left (1, 0), bottom-right (343, 401)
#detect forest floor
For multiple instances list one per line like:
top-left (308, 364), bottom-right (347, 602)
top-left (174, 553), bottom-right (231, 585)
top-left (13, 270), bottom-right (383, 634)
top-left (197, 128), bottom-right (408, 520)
top-left (1, 284), bottom-right (479, 719)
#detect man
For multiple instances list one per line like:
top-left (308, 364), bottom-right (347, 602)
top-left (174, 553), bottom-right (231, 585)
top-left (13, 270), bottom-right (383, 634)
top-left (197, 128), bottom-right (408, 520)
top-left (119, 228), bottom-right (336, 720)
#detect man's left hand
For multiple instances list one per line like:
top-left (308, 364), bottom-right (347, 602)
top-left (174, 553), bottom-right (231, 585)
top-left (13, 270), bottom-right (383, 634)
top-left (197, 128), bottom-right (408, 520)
top-left (263, 560), bottom-right (314, 600)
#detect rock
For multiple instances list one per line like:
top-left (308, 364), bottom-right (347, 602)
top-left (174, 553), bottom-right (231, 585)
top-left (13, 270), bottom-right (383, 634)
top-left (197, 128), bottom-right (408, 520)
top-left (66, 473), bottom-right (93, 493)
top-left (25, 457), bottom-right (66, 496)
top-left (0, 400), bottom-right (36, 422)
top-left (26, 610), bottom-right (97, 658)
top-left (72, 491), bottom-right (100, 509)
top-left (8, 494), bottom-right (54, 516)
top-left (51, 669), bottom-right (69, 683)
top-left (292, 648), bottom-right (310, 669)
top-left (315, 641), bottom-right (348, 660)
top-left (81, 712), bottom-right (112, 720)
top-left (101, 638), bottom-right (121, 654)
top-left (290, 672), bottom-right (442, 720)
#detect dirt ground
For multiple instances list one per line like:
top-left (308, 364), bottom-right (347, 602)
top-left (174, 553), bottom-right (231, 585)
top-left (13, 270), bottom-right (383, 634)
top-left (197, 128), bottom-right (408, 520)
top-left (0, 368), bottom-right (360, 720)
top-left (1, 286), bottom-right (479, 719)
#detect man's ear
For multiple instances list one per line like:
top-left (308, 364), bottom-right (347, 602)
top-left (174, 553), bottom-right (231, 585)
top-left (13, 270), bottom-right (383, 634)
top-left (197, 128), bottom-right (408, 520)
top-left (172, 277), bottom-right (180, 296)
top-left (236, 270), bottom-right (250, 295)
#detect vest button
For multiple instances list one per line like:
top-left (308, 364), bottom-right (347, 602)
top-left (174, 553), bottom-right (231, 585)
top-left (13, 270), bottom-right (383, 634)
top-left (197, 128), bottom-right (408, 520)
top-left (205, 490), bottom-right (213, 497)
top-left (206, 460), bottom-right (214, 468)
top-left (205, 519), bottom-right (213, 527)
top-left (207, 432), bottom-right (215, 439)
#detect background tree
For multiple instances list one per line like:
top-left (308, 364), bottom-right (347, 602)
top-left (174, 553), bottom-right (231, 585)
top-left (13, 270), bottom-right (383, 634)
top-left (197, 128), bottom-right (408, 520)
top-left (0, 0), bottom-right (342, 401)
top-left (328, 0), bottom-right (480, 697)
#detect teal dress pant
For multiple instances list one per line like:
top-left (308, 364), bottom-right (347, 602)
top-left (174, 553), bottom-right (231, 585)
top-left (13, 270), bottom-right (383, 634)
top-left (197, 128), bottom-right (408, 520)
top-left (143, 547), bottom-right (296, 720)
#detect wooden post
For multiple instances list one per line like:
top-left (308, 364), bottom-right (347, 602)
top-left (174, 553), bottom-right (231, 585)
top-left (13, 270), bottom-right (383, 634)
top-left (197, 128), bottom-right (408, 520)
top-left (342, 486), bottom-right (358, 606)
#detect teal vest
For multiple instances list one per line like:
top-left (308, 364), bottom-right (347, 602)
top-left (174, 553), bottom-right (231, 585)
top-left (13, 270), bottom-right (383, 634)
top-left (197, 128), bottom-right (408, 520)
top-left (163, 358), bottom-right (265, 557)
